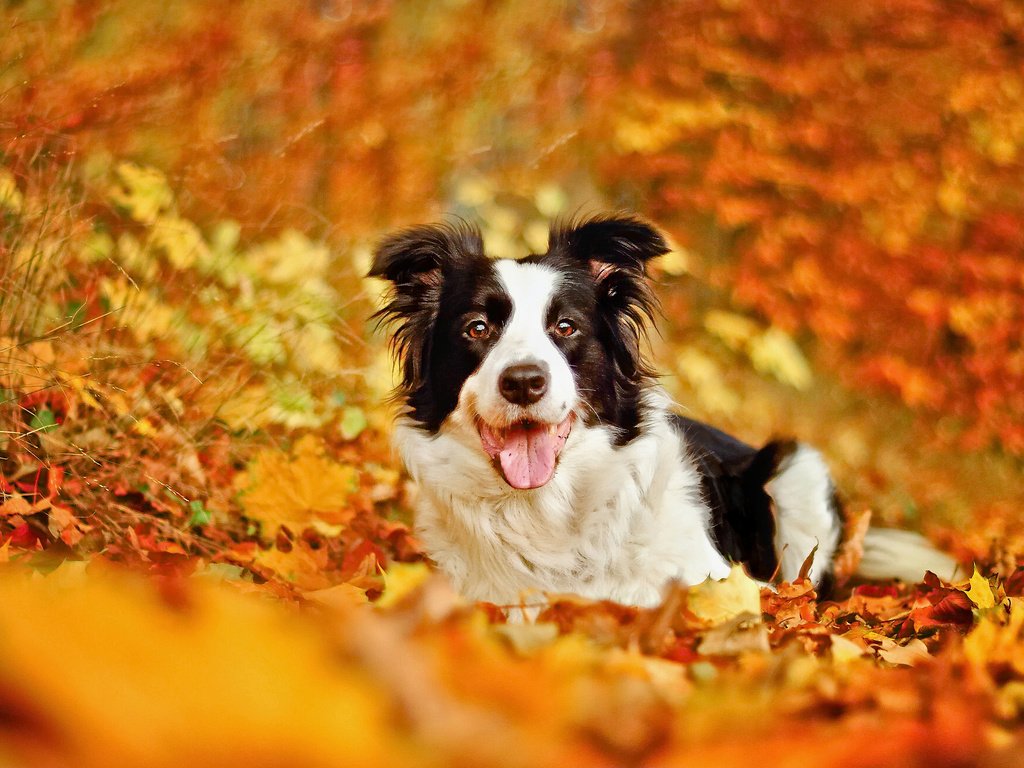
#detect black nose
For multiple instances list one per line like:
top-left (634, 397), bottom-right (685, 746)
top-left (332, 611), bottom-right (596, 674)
top-left (499, 362), bottom-right (549, 405)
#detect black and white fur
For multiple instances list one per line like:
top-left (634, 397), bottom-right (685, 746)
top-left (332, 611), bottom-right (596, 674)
top-left (371, 214), bottom-right (954, 608)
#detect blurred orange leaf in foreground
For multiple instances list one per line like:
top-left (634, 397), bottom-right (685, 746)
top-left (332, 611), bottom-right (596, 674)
top-left (0, 566), bottom-right (392, 768)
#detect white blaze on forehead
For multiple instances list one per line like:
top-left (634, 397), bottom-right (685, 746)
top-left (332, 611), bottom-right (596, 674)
top-left (493, 259), bottom-right (560, 333)
top-left (457, 258), bottom-right (576, 429)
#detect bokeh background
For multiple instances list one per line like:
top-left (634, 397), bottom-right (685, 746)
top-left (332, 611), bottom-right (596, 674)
top-left (2, 2), bottom-right (1024, 765)
top-left (7, 0), bottom-right (1022, 536)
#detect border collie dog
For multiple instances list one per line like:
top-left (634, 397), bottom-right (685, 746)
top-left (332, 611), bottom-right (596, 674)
top-left (370, 214), bottom-right (941, 608)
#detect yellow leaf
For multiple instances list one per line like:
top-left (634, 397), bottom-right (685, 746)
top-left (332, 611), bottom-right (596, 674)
top-left (658, 247), bottom-right (690, 276)
top-left (966, 566), bottom-right (996, 609)
top-left (149, 214), bottom-right (210, 270)
top-left (252, 541), bottom-right (331, 591)
top-left (964, 599), bottom-right (1024, 675)
top-left (533, 183), bottom-right (566, 218)
top-left (107, 163), bottom-right (174, 225)
top-left (703, 310), bottom-right (760, 351)
top-left (244, 229), bottom-right (330, 285)
top-left (236, 435), bottom-right (358, 535)
top-left (0, 168), bottom-right (23, 213)
top-left (211, 385), bottom-right (273, 431)
top-left (748, 327), bottom-right (813, 390)
top-left (340, 406), bottom-right (368, 441)
top-left (675, 346), bottom-right (741, 416)
top-left (687, 565), bottom-right (762, 625)
top-left (290, 321), bottom-right (342, 375)
top-left (132, 418), bottom-right (156, 436)
top-left (830, 634), bottom-right (867, 664)
top-left (376, 562), bottom-right (431, 609)
top-left (522, 219), bottom-right (550, 254)
top-left (454, 175), bottom-right (493, 207)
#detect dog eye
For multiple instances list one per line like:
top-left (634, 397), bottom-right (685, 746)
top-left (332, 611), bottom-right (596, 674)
top-left (553, 319), bottom-right (577, 337)
top-left (464, 319), bottom-right (491, 340)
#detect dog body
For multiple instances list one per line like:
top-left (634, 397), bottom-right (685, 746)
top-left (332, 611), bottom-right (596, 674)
top-left (395, 389), bottom-right (735, 606)
top-left (372, 215), bottom-right (842, 608)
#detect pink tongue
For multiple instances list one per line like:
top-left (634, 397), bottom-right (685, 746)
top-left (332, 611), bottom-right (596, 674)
top-left (498, 423), bottom-right (561, 490)
top-left (479, 419), bottom-right (572, 489)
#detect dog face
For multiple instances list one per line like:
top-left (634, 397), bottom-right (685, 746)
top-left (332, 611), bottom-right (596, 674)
top-left (370, 214), bottom-right (668, 490)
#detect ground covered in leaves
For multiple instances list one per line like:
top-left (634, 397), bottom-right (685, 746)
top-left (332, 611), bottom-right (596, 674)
top-left (3, 2), bottom-right (1024, 766)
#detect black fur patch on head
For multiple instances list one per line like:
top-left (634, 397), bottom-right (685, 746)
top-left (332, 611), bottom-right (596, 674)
top-left (369, 221), bottom-right (483, 401)
top-left (371, 213), bottom-right (671, 442)
top-left (370, 220), bottom-right (509, 430)
top-left (540, 213), bottom-right (669, 442)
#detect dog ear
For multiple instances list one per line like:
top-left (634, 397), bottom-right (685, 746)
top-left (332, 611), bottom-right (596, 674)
top-left (548, 214), bottom-right (670, 279)
top-left (369, 223), bottom-right (472, 284)
top-left (369, 221), bottom-right (483, 393)
top-left (550, 214), bottom-right (668, 383)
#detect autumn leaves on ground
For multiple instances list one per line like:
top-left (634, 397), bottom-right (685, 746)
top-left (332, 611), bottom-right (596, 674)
top-left (3, 2), bottom-right (1024, 766)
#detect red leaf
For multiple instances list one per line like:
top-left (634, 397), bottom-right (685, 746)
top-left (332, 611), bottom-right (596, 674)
top-left (910, 587), bottom-right (974, 630)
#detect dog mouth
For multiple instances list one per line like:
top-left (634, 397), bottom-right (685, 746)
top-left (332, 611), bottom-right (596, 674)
top-left (477, 415), bottom-right (573, 490)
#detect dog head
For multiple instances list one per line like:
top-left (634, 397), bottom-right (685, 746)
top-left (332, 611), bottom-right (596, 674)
top-left (370, 214), bottom-right (668, 490)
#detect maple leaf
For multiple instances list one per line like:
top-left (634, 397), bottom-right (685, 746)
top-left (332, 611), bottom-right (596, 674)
top-left (965, 567), bottom-right (997, 611)
top-left (252, 539), bottom-right (332, 591)
top-left (235, 435), bottom-right (358, 536)
top-left (964, 598), bottom-right (1024, 677)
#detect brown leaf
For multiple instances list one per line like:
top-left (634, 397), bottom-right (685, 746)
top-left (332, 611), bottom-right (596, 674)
top-left (832, 507), bottom-right (872, 586)
top-left (0, 494), bottom-right (32, 517)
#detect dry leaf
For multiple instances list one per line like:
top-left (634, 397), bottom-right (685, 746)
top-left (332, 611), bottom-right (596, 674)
top-left (236, 435), bottom-right (358, 535)
top-left (687, 565), bottom-right (762, 625)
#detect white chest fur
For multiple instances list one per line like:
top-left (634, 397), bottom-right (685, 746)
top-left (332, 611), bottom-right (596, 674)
top-left (394, 398), bottom-right (731, 608)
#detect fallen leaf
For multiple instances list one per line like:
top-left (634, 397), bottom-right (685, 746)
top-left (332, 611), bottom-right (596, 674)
top-left (305, 582), bottom-right (369, 611)
top-left (830, 634), bottom-right (868, 663)
top-left (687, 565), bottom-right (761, 625)
top-left (236, 435), bottom-right (358, 535)
top-left (697, 614), bottom-right (769, 656)
top-left (966, 567), bottom-right (997, 610)
top-left (0, 494), bottom-right (32, 517)
top-left (877, 638), bottom-right (932, 666)
top-left (832, 507), bottom-right (872, 585)
top-left (377, 562), bottom-right (431, 609)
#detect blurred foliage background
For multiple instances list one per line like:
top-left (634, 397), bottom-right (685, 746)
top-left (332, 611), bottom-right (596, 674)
top-left (5, 0), bottom-right (1021, 538)
top-left (2, 2), bottom-right (1024, 765)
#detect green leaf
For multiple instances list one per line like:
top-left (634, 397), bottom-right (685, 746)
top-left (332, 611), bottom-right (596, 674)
top-left (340, 406), bottom-right (367, 441)
top-left (29, 409), bottom-right (59, 434)
top-left (188, 500), bottom-right (212, 527)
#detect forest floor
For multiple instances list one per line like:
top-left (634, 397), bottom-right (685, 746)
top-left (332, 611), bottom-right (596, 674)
top-left (1, 162), bottom-right (1023, 768)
